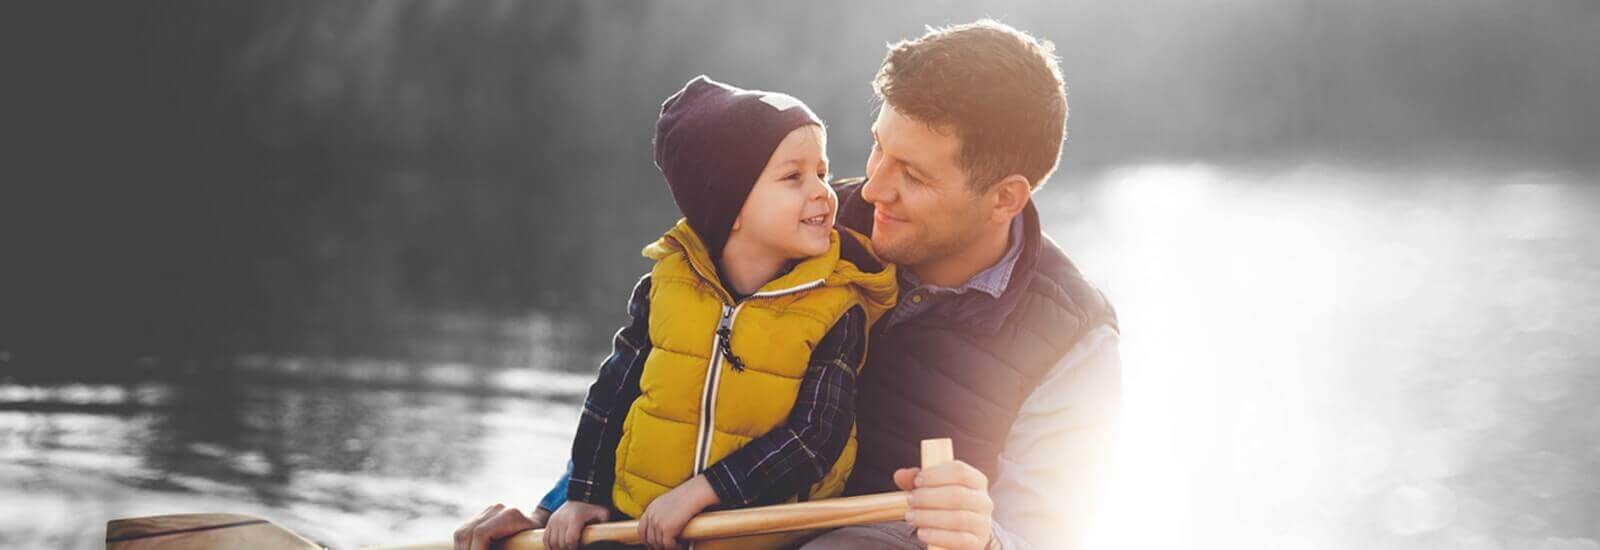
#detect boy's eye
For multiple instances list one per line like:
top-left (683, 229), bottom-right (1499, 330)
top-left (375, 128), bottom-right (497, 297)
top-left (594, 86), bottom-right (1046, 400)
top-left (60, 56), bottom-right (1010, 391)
top-left (784, 171), bottom-right (802, 181)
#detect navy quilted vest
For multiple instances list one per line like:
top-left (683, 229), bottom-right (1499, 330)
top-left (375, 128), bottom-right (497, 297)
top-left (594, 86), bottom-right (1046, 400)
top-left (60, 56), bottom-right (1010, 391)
top-left (831, 179), bottom-right (1118, 495)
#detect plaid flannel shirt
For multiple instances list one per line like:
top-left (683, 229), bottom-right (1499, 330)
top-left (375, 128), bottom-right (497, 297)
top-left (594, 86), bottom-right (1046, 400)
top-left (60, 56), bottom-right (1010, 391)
top-left (567, 274), bottom-right (866, 509)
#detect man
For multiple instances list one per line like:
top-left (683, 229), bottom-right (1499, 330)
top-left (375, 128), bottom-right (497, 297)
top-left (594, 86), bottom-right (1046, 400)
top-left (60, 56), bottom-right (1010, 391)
top-left (456, 19), bottom-right (1120, 550)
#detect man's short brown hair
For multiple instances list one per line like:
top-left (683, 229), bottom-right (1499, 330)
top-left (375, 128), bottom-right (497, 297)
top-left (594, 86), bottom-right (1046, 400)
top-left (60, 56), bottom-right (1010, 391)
top-left (873, 19), bottom-right (1067, 192)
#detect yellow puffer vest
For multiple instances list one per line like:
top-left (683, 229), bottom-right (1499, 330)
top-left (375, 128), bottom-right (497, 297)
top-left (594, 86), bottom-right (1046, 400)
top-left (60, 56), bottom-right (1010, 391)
top-left (612, 219), bottom-right (897, 519)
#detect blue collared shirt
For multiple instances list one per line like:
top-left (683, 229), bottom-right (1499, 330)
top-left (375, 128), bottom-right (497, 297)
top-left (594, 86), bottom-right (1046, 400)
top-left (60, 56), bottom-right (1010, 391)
top-left (886, 214), bottom-right (1026, 328)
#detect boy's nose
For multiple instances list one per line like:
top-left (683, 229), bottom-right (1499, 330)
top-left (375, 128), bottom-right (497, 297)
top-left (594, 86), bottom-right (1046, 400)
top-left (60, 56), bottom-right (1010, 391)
top-left (808, 175), bottom-right (831, 199)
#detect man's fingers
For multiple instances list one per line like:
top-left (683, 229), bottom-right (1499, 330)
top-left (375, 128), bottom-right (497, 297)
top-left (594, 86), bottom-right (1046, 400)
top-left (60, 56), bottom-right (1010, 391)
top-left (496, 507), bottom-right (539, 531)
top-left (911, 485), bottom-right (994, 513)
top-left (893, 467), bottom-right (920, 491)
top-left (459, 504), bottom-right (502, 550)
top-left (476, 503), bottom-right (505, 520)
top-left (915, 526), bottom-right (987, 550)
top-left (915, 460), bottom-right (988, 491)
top-left (455, 504), bottom-right (505, 549)
top-left (470, 507), bottom-right (535, 550)
top-left (906, 508), bottom-right (991, 536)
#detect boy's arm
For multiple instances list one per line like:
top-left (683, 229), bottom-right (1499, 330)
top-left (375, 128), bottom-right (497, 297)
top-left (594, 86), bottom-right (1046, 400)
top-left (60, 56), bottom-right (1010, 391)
top-left (566, 274), bottom-right (654, 507)
top-left (702, 306), bottom-right (866, 507)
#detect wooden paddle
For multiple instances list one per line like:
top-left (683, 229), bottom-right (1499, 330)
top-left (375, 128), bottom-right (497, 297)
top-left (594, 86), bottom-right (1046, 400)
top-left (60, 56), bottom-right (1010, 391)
top-left (107, 438), bottom-right (955, 549)
top-left (920, 438), bottom-right (955, 550)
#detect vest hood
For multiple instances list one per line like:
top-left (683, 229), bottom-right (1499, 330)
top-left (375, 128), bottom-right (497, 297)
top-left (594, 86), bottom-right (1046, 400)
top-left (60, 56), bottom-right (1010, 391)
top-left (642, 218), bottom-right (898, 325)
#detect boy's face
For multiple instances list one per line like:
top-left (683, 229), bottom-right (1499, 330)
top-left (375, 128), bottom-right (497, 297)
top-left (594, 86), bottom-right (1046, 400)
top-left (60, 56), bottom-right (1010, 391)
top-left (861, 103), bottom-right (991, 268)
top-left (730, 125), bottom-right (837, 261)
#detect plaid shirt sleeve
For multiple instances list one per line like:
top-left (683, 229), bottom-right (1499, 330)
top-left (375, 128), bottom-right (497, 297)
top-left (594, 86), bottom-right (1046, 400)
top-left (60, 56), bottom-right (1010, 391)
top-left (566, 274), bottom-right (653, 506)
top-left (702, 306), bottom-right (867, 507)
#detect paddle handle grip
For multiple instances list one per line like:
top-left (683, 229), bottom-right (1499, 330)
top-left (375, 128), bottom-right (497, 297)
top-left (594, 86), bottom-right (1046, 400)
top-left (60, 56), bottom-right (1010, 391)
top-left (920, 438), bottom-right (955, 550)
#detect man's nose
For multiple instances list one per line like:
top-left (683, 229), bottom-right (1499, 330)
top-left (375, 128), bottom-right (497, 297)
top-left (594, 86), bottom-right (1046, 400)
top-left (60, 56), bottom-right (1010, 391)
top-left (862, 162), bottom-right (894, 203)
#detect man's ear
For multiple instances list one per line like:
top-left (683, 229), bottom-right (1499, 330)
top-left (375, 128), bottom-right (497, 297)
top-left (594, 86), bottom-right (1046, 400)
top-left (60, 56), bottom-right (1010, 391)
top-left (990, 174), bottom-right (1032, 223)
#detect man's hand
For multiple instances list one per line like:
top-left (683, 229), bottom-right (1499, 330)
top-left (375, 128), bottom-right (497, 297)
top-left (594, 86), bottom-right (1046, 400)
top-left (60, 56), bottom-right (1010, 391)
top-left (897, 461), bottom-right (996, 550)
top-left (543, 500), bottom-right (611, 550)
top-left (638, 475), bottom-right (719, 549)
top-left (453, 503), bottom-right (543, 550)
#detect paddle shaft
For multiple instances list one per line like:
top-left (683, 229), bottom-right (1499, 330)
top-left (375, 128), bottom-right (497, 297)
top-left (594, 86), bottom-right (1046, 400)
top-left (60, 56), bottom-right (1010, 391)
top-left (460, 439), bottom-right (954, 549)
top-left (131, 439), bottom-right (957, 549)
top-left (369, 491), bottom-right (909, 549)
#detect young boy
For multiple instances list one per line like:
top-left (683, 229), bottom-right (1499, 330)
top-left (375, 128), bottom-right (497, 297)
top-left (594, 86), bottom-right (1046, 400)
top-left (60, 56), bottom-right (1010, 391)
top-left (541, 76), bottom-right (896, 550)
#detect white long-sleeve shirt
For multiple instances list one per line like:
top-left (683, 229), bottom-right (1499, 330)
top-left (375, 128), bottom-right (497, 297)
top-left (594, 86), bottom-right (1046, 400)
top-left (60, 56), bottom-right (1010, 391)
top-left (989, 325), bottom-right (1121, 550)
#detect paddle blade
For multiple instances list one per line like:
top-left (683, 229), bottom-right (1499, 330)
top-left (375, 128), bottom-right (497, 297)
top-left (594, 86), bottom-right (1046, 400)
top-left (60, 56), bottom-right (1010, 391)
top-left (106, 513), bottom-right (322, 550)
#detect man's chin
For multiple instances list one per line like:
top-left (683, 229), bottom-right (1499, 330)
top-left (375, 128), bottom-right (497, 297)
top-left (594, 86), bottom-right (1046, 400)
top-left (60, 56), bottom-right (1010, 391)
top-left (870, 235), bottom-right (919, 266)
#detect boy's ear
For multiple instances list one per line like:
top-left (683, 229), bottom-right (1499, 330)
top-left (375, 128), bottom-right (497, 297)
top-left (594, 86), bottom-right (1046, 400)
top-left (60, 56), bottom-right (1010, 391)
top-left (731, 214), bottom-right (743, 232)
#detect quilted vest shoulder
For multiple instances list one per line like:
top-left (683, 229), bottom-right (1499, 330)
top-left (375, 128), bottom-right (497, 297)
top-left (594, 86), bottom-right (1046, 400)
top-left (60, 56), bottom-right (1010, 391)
top-left (846, 210), bottom-right (1116, 496)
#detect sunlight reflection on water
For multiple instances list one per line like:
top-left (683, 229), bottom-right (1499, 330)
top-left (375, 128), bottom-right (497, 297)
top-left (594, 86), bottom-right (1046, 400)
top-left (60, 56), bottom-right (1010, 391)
top-left (2, 162), bottom-right (1596, 549)
top-left (1046, 163), bottom-right (1600, 550)
top-left (0, 371), bottom-right (589, 548)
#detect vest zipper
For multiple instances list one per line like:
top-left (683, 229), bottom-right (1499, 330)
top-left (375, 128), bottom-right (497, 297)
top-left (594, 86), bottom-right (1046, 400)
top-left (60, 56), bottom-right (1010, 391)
top-left (690, 278), bottom-right (827, 477)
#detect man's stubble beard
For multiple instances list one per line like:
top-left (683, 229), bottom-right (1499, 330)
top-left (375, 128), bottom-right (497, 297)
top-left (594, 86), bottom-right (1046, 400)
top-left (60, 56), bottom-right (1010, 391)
top-left (873, 202), bottom-right (989, 274)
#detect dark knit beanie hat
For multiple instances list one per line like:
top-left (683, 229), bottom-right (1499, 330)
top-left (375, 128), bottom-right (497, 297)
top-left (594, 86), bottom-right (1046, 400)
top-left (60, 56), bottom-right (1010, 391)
top-left (654, 75), bottom-right (824, 261)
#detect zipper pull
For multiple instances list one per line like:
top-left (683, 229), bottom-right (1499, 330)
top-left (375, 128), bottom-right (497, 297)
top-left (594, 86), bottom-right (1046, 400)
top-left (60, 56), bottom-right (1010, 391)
top-left (717, 307), bottom-right (746, 372)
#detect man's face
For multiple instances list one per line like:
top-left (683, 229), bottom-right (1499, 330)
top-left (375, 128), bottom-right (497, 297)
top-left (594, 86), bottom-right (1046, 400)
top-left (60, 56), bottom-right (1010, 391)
top-left (861, 103), bottom-right (990, 269)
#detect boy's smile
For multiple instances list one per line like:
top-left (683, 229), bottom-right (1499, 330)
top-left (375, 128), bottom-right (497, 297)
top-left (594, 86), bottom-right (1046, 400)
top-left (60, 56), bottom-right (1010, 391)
top-left (729, 124), bottom-right (837, 263)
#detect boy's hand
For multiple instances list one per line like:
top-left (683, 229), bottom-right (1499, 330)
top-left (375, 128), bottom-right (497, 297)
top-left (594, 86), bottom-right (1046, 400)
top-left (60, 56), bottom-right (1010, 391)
top-left (638, 475), bottom-right (719, 549)
top-left (543, 500), bottom-right (611, 550)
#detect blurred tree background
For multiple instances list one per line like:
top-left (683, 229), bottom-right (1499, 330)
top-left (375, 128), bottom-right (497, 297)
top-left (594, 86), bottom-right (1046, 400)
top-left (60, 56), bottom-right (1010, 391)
top-left (3, 0), bottom-right (1596, 374)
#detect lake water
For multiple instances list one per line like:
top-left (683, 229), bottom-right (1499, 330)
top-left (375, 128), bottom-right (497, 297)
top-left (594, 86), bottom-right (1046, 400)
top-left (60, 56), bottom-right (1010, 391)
top-left (4, 163), bottom-right (1597, 549)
